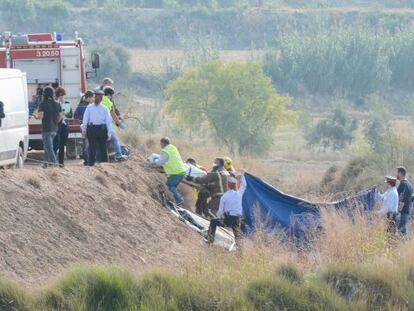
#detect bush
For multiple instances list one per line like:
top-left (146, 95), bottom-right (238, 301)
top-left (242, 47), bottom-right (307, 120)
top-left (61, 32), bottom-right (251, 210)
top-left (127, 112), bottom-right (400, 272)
top-left (321, 266), bottom-right (400, 310)
top-left (0, 279), bottom-right (32, 311)
top-left (246, 276), bottom-right (352, 311)
top-left (275, 263), bottom-right (303, 284)
top-left (306, 107), bottom-right (357, 150)
top-left (37, 265), bottom-right (138, 311)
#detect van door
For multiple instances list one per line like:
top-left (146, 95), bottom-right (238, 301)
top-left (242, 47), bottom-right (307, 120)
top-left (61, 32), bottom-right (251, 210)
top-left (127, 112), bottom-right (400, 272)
top-left (0, 71), bottom-right (28, 167)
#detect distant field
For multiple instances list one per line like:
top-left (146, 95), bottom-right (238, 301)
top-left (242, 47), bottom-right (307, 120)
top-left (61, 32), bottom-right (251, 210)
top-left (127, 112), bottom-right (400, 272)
top-left (129, 49), bottom-right (262, 73)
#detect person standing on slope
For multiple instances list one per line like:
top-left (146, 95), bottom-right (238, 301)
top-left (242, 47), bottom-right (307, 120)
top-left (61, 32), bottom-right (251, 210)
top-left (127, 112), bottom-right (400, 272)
top-left (396, 167), bottom-right (412, 238)
top-left (207, 174), bottom-right (246, 247)
top-left (81, 90), bottom-right (112, 166)
top-left (376, 176), bottom-right (399, 235)
top-left (154, 137), bottom-right (187, 206)
top-left (187, 158), bottom-right (229, 217)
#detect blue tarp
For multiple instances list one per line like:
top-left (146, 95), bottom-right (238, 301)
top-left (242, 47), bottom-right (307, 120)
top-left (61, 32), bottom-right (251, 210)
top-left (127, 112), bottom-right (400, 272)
top-left (242, 173), bottom-right (376, 237)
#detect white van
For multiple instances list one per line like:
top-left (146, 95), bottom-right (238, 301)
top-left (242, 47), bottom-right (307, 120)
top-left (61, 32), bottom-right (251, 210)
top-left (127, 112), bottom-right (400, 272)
top-left (0, 69), bottom-right (28, 168)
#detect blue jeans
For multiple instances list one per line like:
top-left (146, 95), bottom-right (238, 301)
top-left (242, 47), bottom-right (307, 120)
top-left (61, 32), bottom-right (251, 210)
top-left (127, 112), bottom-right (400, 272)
top-left (166, 174), bottom-right (185, 204)
top-left (82, 138), bottom-right (89, 165)
top-left (399, 213), bottom-right (410, 237)
top-left (110, 129), bottom-right (122, 159)
top-left (42, 132), bottom-right (57, 164)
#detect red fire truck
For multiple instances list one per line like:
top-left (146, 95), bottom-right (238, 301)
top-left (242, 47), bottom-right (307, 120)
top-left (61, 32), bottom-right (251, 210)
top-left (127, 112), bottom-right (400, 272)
top-left (0, 32), bottom-right (99, 158)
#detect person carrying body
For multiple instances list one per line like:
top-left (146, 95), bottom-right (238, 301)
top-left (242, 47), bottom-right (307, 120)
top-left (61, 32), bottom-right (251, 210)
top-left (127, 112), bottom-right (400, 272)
top-left (376, 176), bottom-right (399, 235)
top-left (188, 158), bottom-right (229, 217)
top-left (396, 166), bottom-right (412, 238)
top-left (153, 137), bottom-right (187, 206)
top-left (206, 174), bottom-right (246, 247)
top-left (186, 158), bottom-right (209, 216)
top-left (81, 90), bottom-right (112, 166)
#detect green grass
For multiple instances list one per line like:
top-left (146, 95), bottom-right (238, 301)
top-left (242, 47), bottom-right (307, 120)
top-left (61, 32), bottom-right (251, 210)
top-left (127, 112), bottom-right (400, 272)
top-left (2, 258), bottom-right (414, 310)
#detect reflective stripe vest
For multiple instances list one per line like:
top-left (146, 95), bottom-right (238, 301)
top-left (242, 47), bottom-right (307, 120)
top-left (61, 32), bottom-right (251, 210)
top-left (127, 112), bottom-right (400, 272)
top-left (101, 96), bottom-right (113, 112)
top-left (162, 144), bottom-right (186, 176)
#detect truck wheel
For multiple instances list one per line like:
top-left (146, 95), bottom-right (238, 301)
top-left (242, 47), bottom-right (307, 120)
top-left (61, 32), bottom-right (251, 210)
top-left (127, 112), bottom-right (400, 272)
top-left (15, 147), bottom-right (24, 169)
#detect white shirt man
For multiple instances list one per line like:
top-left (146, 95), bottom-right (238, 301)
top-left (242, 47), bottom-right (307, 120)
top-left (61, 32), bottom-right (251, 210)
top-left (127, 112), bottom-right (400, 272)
top-left (217, 175), bottom-right (247, 218)
top-left (375, 176), bottom-right (399, 216)
top-left (207, 175), bottom-right (247, 246)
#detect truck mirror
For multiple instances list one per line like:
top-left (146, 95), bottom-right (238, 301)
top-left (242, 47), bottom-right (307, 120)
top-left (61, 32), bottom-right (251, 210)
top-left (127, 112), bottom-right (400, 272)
top-left (91, 53), bottom-right (100, 69)
top-left (0, 101), bottom-right (5, 119)
top-left (0, 101), bottom-right (5, 128)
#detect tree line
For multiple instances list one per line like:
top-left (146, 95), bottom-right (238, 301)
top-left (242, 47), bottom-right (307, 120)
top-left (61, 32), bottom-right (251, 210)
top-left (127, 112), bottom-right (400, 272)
top-left (263, 28), bottom-right (414, 99)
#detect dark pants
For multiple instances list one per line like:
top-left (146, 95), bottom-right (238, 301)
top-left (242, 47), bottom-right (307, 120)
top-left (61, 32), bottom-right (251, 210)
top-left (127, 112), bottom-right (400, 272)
top-left (207, 196), bottom-right (222, 216)
top-left (196, 191), bottom-right (210, 217)
top-left (207, 214), bottom-right (242, 246)
top-left (81, 138), bottom-right (89, 166)
top-left (87, 124), bottom-right (108, 166)
top-left (398, 213), bottom-right (410, 237)
top-left (53, 122), bottom-right (69, 165)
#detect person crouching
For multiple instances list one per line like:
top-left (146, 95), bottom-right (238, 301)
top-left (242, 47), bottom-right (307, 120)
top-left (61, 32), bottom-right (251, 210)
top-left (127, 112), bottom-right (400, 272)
top-left (375, 176), bottom-right (399, 235)
top-left (207, 175), bottom-right (246, 247)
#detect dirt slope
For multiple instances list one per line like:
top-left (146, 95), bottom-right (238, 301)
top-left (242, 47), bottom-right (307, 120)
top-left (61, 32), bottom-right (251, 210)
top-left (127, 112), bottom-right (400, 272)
top-left (0, 156), bottom-right (204, 285)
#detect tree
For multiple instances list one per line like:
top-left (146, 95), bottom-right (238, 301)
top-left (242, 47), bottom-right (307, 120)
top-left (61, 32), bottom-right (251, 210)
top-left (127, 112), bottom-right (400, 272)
top-left (306, 107), bottom-right (357, 150)
top-left (165, 61), bottom-right (293, 155)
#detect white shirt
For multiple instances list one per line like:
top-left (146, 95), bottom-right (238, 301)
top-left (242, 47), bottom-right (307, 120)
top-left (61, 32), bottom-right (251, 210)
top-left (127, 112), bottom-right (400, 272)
top-left (375, 187), bottom-right (399, 215)
top-left (217, 175), bottom-right (247, 218)
top-left (81, 103), bottom-right (112, 132)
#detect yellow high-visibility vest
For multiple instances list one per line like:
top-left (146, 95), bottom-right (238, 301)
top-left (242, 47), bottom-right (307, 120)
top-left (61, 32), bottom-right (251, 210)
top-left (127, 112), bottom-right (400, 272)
top-left (162, 144), bottom-right (186, 176)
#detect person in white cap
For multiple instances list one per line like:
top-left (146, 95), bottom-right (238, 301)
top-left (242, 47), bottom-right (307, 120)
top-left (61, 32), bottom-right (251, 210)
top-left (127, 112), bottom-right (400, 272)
top-left (206, 173), bottom-right (247, 247)
top-left (375, 176), bottom-right (399, 234)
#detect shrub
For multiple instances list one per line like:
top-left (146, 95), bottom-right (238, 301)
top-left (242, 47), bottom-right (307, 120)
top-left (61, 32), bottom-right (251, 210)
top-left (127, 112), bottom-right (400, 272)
top-left (321, 265), bottom-right (401, 310)
top-left (0, 279), bottom-right (32, 311)
top-left (37, 265), bottom-right (138, 311)
top-left (306, 107), bottom-right (357, 150)
top-left (275, 263), bottom-right (303, 284)
top-left (246, 276), bottom-right (352, 311)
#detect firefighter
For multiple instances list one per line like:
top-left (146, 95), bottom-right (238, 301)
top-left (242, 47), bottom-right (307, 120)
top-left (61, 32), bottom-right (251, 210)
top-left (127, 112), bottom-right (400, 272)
top-left (80, 90), bottom-right (112, 166)
top-left (187, 158), bottom-right (229, 217)
top-left (224, 157), bottom-right (237, 177)
top-left (186, 158), bottom-right (209, 216)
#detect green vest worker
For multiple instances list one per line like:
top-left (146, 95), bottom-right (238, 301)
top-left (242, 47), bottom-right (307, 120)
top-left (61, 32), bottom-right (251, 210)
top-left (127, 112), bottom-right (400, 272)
top-left (154, 137), bottom-right (186, 205)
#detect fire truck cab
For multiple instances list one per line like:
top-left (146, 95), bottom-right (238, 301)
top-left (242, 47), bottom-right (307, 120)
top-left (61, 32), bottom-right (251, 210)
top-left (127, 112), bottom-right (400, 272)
top-left (0, 32), bottom-right (99, 158)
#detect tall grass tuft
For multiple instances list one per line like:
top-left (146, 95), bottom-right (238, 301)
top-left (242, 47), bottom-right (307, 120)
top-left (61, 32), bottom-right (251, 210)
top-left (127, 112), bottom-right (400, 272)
top-left (36, 265), bottom-right (137, 311)
top-left (0, 278), bottom-right (32, 311)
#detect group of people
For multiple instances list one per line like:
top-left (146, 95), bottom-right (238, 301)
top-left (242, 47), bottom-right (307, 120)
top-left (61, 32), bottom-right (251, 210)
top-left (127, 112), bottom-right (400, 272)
top-left (376, 167), bottom-right (412, 238)
top-left (152, 137), bottom-right (413, 246)
top-left (36, 77), bottom-right (127, 167)
top-left (152, 137), bottom-right (244, 246)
